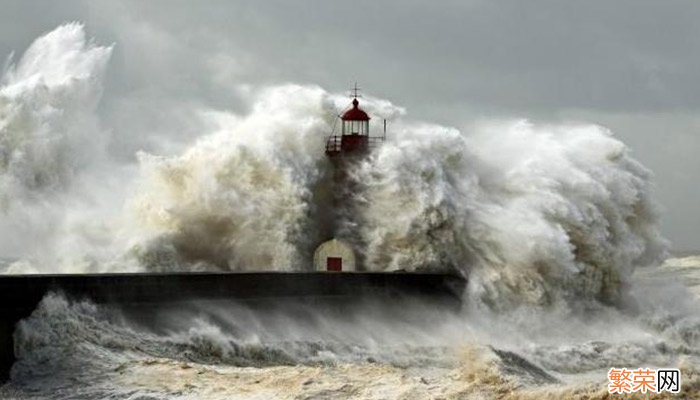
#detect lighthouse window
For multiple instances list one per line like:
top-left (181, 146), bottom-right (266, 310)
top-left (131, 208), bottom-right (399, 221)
top-left (344, 120), bottom-right (368, 135)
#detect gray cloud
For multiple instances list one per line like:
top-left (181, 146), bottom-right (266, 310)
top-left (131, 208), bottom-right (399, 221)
top-left (1, 0), bottom-right (699, 250)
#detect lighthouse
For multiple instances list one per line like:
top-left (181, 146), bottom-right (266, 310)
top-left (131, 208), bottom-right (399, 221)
top-left (313, 85), bottom-right (386, 272)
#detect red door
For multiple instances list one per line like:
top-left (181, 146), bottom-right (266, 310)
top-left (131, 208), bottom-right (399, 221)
top-left (326, 257), bottom-right (342, 272)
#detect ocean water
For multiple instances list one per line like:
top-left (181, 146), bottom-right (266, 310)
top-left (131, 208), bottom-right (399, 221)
top-left (0, 24), bottom-right (698, 399)
top-left (0, 256), bottom-right (697, 399)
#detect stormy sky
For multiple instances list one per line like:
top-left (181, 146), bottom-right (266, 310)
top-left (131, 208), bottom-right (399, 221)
top-left (1, 0), bottom-right (699, 251)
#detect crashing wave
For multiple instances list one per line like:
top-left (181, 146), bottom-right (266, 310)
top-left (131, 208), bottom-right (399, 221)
top-left (0, 24), bottom-right (667, 311)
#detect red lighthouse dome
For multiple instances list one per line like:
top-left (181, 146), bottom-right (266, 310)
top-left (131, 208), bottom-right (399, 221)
top-left (341, 98), bottom-right (370, 121)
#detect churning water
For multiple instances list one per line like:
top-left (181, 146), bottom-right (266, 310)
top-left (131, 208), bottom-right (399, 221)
top-left (0, 24), bottom-right (698, 399)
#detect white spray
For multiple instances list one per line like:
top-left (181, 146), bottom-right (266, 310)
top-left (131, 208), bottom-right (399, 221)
top-left (354, 120), bottom-right (667, 308)
top-left (0, 23), bottom-right (117, 272)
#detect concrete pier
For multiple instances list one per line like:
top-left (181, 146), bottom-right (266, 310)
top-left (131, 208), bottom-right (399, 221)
top-left (0, 271), bottom-right (465, 381)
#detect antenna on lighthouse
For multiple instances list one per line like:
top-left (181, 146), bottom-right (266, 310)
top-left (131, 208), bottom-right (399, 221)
top-left (350, 82), bottom-right (362, 99)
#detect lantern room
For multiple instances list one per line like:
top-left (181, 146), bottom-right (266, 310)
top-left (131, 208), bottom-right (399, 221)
top-left (342, 98), bottom-right (370, 135)
top-left (325, 84), bottom-right (386, 157)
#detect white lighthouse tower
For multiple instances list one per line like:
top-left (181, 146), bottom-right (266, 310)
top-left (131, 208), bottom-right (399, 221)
top-left (313, 84), bottom-right (386, 272)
